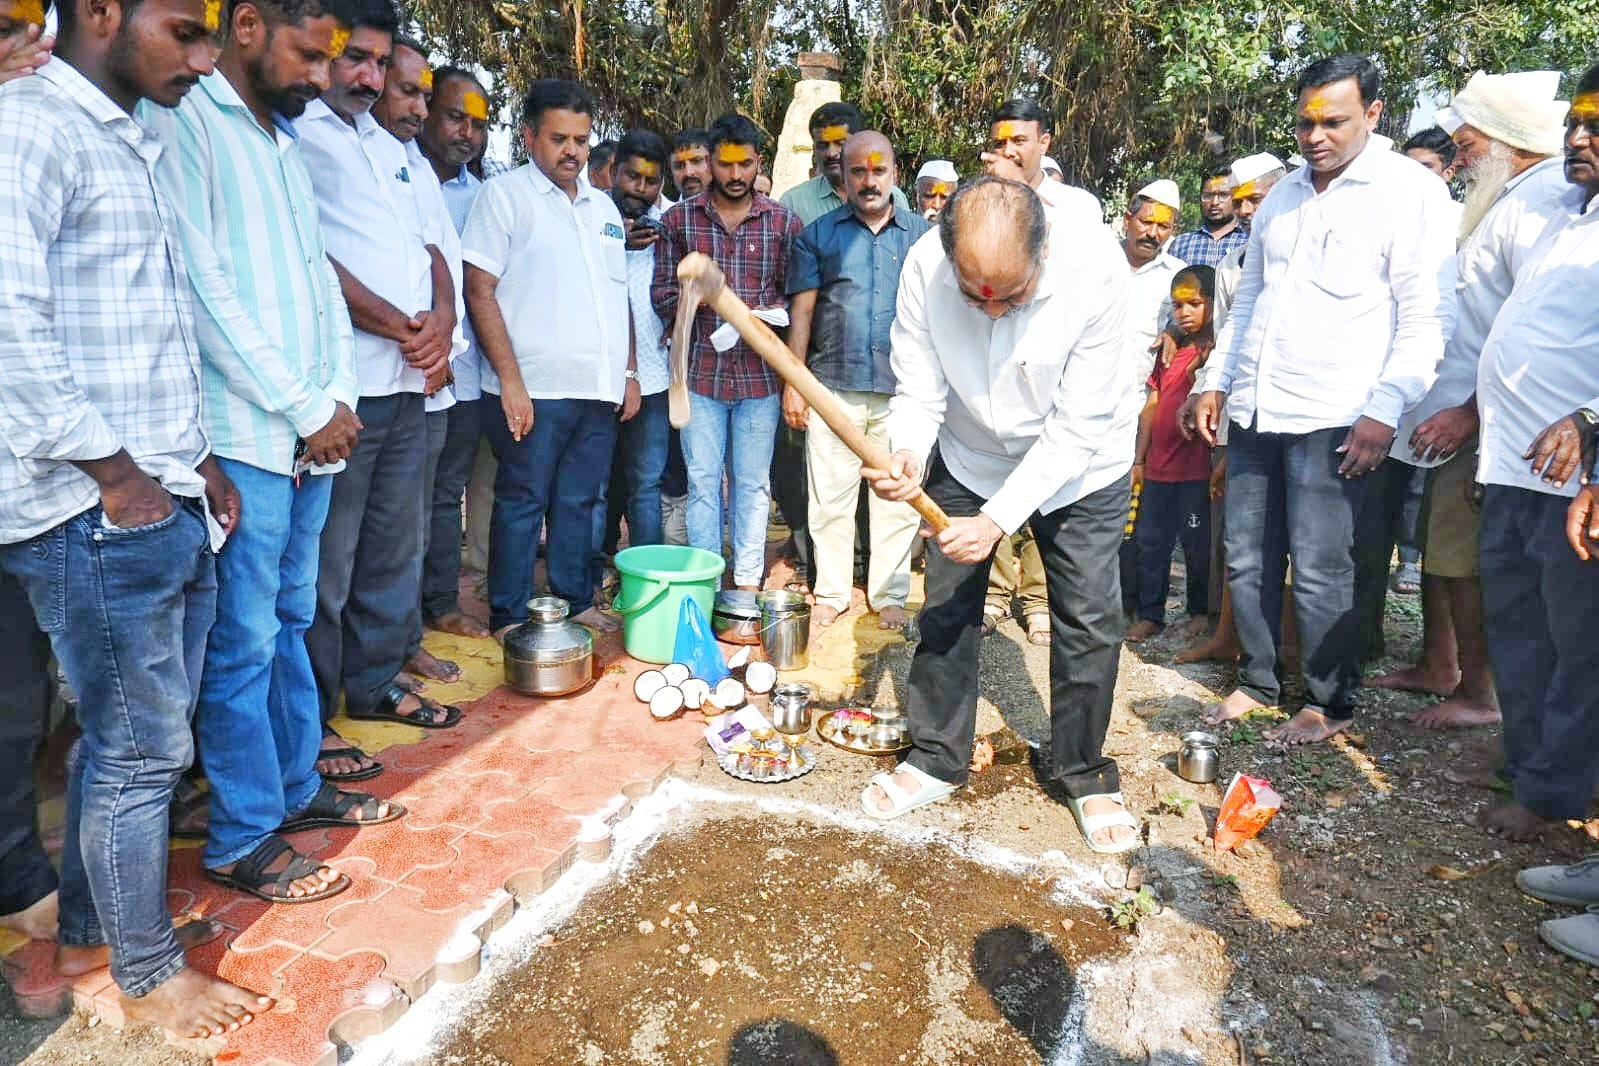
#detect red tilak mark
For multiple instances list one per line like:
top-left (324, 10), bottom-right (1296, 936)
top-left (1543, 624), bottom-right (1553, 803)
top-left (981, 284), bottom-right (994, 298)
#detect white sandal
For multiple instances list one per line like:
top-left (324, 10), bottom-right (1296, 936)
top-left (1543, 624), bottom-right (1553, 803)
top-left (860, 763), bottom-right (958, 821)
top-left (1066, 791), bottom-right (1141, 854)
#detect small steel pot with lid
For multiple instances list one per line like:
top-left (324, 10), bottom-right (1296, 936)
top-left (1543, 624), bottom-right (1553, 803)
top-left (503, 596), bottom-right (595, 697)
top-left (712, 590), bottom-right (762, 645)
top-left (1177, 731), bottom-right (1220, 784)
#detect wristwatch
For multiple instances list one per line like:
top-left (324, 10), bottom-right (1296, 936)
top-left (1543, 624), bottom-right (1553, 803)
top-left (624, 369), bottom-right (639, 381)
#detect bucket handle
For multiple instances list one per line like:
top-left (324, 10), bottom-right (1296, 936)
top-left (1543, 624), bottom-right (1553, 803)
top-left (610, 580), bottom-right (671, 617)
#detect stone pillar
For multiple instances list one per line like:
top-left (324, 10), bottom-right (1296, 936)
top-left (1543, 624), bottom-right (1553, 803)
top-left (771, 52), bottom-right (843, 200)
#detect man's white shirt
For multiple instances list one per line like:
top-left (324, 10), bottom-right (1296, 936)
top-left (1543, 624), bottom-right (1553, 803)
top-left (886, 212), bottom-right (1133, 535)
top-left (295, 99), bottom-right (435, 397)
top-left (1476, 185), bottom-right (1599, 497)
top-left (402, 138), bottom-right (468, 414)
top-left (1394, 157), bottom-right (1573, 466)
top-left (1125, 249), bottom-right (1183, 383)
top-left (1199, 136), bottom-right (1458, 434)
top-left (460, 163), bottom-right (629, 403)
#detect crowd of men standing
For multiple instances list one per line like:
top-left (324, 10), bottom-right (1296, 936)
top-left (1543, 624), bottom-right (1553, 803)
top-left (2, 0), bottom-right (1598, 1041)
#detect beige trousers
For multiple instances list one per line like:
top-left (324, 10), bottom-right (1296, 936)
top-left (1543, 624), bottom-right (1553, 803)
top-left (462, 439), bottom-right (496, 576)
top-left (986, 525), bottom-right (1047, 616)
top-left (804, 391), bottom-right (920, 612)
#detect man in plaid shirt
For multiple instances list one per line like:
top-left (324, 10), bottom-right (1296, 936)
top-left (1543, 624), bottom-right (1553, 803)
top-left (652, 113), bottom-right (803, 588)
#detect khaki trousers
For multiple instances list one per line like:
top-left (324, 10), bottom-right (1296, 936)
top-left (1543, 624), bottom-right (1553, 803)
top-left (804, 391), bottom-right (920, 612)
top-left (986, 525), bottom-right (1048, 616)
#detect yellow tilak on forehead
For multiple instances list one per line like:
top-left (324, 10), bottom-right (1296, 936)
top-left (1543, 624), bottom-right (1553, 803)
top-left (463, 91), bottom-right (488, 121)
top-left (1571, 93), bottom-right (1599, 121)
top-left (15, 0), bottom-right (45, 25)
top-left (419, 67), bottom-right (434, 92)
top-left (203, 0), bottom-right (222, 32)
top-left (716, 143), bottom-right (754, 164)
top-left (329, 26), bottom-right (351, 59)
top-left (1150, 203), bottom-right (1175, 224)
top-left (866, 150), bottom-right (884, 168)
top-left (818, 124), bottom-right (850, 144)
top-left (929, 180), bottom-right (953, 196)
top-left (636, 159), bottom-right (659, 177)
top-left (994, 121), bottom-right (1018, 141)
top-left (1232, 179), bottom-right (1258, 200)
top-left (1304, 93), bottom-right (1328, 121)
top-left (1171, 284), bottom-right (1202, 302)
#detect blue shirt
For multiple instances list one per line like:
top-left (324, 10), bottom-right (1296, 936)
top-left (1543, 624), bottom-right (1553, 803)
top-left (1168, 223), bottom-right (1248, 268)
top-left (787, 203), bottom-right (930, 394)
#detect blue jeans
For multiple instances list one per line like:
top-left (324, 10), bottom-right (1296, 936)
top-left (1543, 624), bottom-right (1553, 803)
top-left (0, 571), bottom-right (60, 916)
top-left (197, 461), bottom-right (330, 868)
top-left (681, 392), bottom-right (780, 586)
top-left (1224, 423), bottom-right (1371, 718)
top-left (484, 394), bottom-right (617, 630)
top-left (1480, 486), bottom-right (1599, 819)
top-left (1134, 479), bottom-right (1210, 624)
top-left (421, 398), bottom-right (481, 622)
top-left (0, 497), bottom-right (215, 997)
top-left (617, 391), bottom-right (669, 547)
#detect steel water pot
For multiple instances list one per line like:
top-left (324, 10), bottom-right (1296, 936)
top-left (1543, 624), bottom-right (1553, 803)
top-left (503, 596), bottom-right (595, 697)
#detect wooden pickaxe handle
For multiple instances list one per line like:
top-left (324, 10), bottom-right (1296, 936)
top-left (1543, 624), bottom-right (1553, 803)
top-left (673, 252), bottom-right (951, 534)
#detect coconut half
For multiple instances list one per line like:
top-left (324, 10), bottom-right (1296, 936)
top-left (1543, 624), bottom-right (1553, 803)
top-left (661, 662), bottom-right (692, 687)
top-left (633, 669), bottom-right (668, 704)
top-left (744, 660), bottom-right (778, 696)
top-left (648, 686), bottom-right (685, 720)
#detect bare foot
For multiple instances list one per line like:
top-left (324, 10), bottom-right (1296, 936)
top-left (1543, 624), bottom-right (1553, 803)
top-left (1173, 635), bottom-right (1240, 664)
top-left (1178, 615), bottom-right (1210, 641)
top-left (392, 671), bottom-right (423, 693)
top-left (1025, 614), bottom-right (1050, 646)
top-left (1202, 690), bottom-right (1265, 726)
top-left (969, 737), bottom-right (995, 774)
top-left (1124, 620), bottom-right (1161, 643)
top-left (0, 891), bottom-right (58, 941)
top-left (1079, 795), bottom-right (1138, 848)
top-left (427, 609), bottom-right (489, 639)
top-left (1413, 696), bottom-right (1501, 730)
top-left (121, 965), bottom-right (273, 1039)
top-left (314, 734), bottom-right (379, 779)
top-left (404, 648), bottom-right (462, 684)
top-left (1479, 798), bottom-right (1556, 842)
top-left (812, 604), bottom-right (842, 628)
top-left (56, 918), bottom-right (221, 979)
top-left (1264, 706), bottom-right (1351, 746)
top-left (876, 605), bottom-right (909, 631)
top-left (1368, 664), bottom-right (1460, 697)
top-left (981, 608), bottom-right (1004, 636)
top-left (571, 605), bottom-right (620, 633)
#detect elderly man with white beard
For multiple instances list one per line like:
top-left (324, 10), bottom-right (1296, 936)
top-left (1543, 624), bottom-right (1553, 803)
top-left (1370, 71), bottom-right (1573, 731)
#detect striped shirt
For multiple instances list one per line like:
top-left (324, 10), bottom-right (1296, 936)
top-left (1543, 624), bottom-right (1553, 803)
top-left (0, 59), bottom-right (211, 545)
top-left (140, 72), bottom-right (358, 477)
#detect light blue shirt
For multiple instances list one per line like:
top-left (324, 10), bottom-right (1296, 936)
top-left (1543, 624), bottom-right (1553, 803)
top-left (141, 72), bottom-right (357, 476)
top-left (627, 204), bottom-right (670, 396)
top-left (440, 163), bottom-right (488, 400)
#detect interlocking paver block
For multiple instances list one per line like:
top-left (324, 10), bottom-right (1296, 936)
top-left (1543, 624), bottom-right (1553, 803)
top-left (207, 948), bottom-right (389, 1066)
top-left (312, 882), bottom-right (476, 1000)
top-left (399, 830), bottom-right (572, 910)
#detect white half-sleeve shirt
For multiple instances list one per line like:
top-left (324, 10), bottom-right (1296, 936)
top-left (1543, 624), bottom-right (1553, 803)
top-left (460, 163), bottom-right (630, 403)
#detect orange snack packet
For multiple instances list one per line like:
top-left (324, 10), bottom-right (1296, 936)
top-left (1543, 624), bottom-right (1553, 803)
top-left (1213, 773), bottom-right (1281, 851)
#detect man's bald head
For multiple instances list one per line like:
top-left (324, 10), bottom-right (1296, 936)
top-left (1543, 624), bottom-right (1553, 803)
top-left (843, 131), bottom-right (897, 219)
top-left (939, 175), bottom-right (1047, 318)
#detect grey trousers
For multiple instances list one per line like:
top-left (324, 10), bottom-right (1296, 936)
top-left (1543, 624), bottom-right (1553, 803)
top-left (310, 392), bottom-right (427, 720)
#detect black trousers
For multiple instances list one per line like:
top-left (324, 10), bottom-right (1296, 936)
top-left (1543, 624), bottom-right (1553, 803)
top-left (905, 459), bottom-right (1127, 797)
top-left (0, 571), bottom-right (56, 915)
top-left (1135, 479), bottom-right (1210, 623)
top-left (1353, 457), bottom-right (1418, 661)
top-left (1480, 486), bottom-right (1599, 820)
top-left (771, 423), bottom-right (814, 586)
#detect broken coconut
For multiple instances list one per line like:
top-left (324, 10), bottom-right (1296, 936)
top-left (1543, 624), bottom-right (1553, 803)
top-left (661, 662), bottom-right (692, 687)
top-left (680, 678), bottom-right (712, 710)
top-left (633, 669), bottom-right (668, 704)
top-left (649, 686), bottom-right (685, 721)
top-left (744, 660), bottom-right (777, 695)
top-left (711, 677), bottom-right (746, 711)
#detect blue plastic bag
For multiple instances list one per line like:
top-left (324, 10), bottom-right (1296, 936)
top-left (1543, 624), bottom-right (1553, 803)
top-left (672, 596), bottom-right (730, 684)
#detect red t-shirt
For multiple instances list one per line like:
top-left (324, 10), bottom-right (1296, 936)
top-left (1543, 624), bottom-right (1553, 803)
top-left (1145, 344), bottom-right (1213, 483)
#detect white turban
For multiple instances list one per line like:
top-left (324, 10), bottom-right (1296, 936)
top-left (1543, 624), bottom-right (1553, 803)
top-left (1448, 70), bottom-right (1567, 157)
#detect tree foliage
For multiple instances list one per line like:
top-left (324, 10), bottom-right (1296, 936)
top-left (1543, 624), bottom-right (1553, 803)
top-left (403, 0), bottom-right (1598, 208)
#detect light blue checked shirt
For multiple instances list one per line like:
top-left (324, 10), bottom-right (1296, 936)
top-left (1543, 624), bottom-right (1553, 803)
top-left (0, 59), bottom-right (212, 545)
top-left (141, 73), bottom-right (358, 477)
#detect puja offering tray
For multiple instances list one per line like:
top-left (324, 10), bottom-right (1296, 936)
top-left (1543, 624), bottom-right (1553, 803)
top-left (716, 742), bottom-right (818, 783)
top-left (817, 706), bottom-right (910, 756)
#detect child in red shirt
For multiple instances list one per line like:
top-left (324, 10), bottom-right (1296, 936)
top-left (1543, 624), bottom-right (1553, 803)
top-left (1127, 265), bottom-right (1215, 643)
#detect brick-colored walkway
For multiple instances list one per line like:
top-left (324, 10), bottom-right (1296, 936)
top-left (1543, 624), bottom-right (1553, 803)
top-left (2, 629), bottom-right (706, 1066)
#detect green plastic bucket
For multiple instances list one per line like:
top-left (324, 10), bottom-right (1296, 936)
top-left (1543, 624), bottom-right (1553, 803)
top-left (611, 545), bottom-right (726, 664)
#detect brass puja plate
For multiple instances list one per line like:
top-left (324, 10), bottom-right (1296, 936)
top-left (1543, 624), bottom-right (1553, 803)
top-left (817, 709), bottom-right (911, 756)
top-left (717, 743), bottom-right (818, 783)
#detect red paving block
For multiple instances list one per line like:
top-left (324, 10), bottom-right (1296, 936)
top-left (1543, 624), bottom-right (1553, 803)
top-left (400, 830), bottom-right (573, 909)
top-left (2, 940), bottom-right (76, 1018)
top-left (397, 767), bottom-right (520, 832)
top-left (313, 820), bottom-right (462, 884)
top-left (214, 871), bottom-right (389, 957)
top-left (311, 882), bottom-right (475, 1000)
top-left (209, 948), bottom-right (390, 1066)
top-left (475, 792), bottom-right (583, 844)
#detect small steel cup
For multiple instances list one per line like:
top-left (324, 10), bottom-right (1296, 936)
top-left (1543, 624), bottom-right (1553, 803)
top-left (1177, 730), bottom-right (1220, 784)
